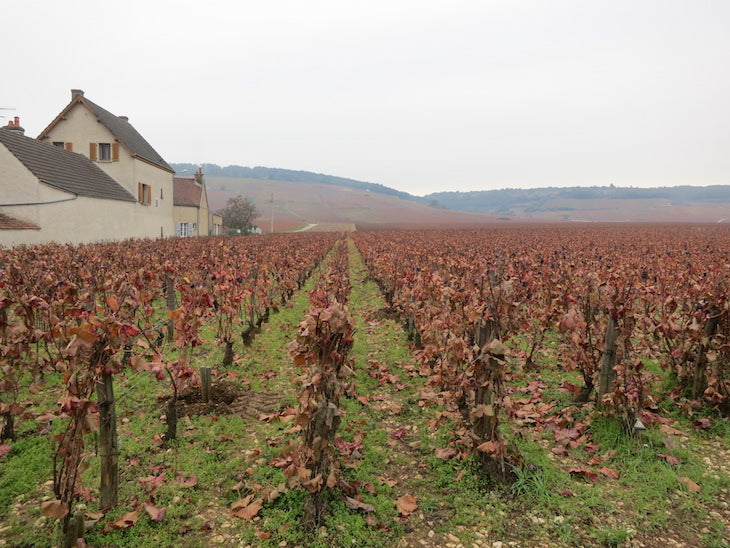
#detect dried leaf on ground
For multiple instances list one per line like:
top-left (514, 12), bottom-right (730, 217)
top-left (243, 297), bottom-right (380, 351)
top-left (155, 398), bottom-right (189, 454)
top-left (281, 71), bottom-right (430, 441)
top-left (395, 494), bottom-right (418, 516)
top-left (40, 499), bottom-right (69, 519)
top-left (143, 503), bottom-right (167, 522)
top-left (598, 467), bottom-right (620, 479)
top-left (345, 496), bottom-right (376, 513)
top-left (231, 495), bottom-right (263, 520)
top-left (112, 510), bottom-right (139, 529)
top-left (656, 453), bottom-right (681, 465)
top-left (677, 477), bottom-right (701, 492)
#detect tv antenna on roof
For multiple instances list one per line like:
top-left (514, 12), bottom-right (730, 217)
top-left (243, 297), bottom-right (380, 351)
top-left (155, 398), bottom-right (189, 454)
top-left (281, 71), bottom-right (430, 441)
top-left (0, 107), bottom-right (16, 119)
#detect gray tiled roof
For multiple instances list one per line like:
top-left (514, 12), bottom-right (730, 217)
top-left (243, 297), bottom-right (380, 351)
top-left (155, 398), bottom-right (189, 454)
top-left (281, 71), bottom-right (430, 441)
top-left (0, 128), bottom-right (136, 202)
top-left (82, 98), bottom-right (173, 172)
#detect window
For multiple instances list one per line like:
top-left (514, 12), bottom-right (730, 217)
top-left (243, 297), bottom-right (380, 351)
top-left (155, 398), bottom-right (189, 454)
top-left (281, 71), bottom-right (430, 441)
top-left (160, 188), bottom-right (164, 199)
top-left (89, 142), bottom-right (118, 161)
top-left (176, 222), bottom-right (194, 237)
top-left (53, 142), bottom-right (65, 148)
top-left (99, 143), bottom-right (112, 161)
top-left (138, 183), bottom-right (151, 205)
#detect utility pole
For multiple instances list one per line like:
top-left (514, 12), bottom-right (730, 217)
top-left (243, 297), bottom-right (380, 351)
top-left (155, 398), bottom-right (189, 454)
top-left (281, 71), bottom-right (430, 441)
top-left (270, 192), bottom-right (274, 233)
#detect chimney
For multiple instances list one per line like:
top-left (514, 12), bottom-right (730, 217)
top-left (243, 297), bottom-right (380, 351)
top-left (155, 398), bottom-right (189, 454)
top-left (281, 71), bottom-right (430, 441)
top-left (71, 89), bottom-right (85, 99)
top-left (3, 116), bottom-right (24, 135)
top-left (194, 167), bottom-right (204, 186)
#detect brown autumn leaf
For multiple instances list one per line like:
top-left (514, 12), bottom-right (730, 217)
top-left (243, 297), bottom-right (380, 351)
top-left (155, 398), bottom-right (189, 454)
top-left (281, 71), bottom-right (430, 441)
top-left (600, 449), bottom-right (618, 462)
top-left (112, 509), bottom-right (139, 529)
top-left (143, 503), bottom-right (167, 522)
top-left (568, 468), bottom-right (599, 482)
top-left (395, 494), bottom-right (418, 516)
top-left (388, 402), bottom-right (403, 414)
top-left (656, 453), bottom-right (681, 466)
top-left (106, 294), bottom-right (120, 312)
top-left (345, 496), bottom-right (376, 513)
top-left (377, 476), bottom-right (397, 487)
top-left (0, 444), bottom-right (11, 458)
top-left (476, 440), bottom-right (501, 454)
top-left (434, 447), bottom-right (458, 459)
top-left (659, 425), bottom-right (685, 436)
top-left (177, 474), bottom-right (199, 488)
top-left (231, 495), bottom-right (263, 520)
top-left (677, 477), bottom-right (701, 492)
top-left (41, 499), bottom-right (69, 519)
top-left (598, 467), bottom-right (620, 479)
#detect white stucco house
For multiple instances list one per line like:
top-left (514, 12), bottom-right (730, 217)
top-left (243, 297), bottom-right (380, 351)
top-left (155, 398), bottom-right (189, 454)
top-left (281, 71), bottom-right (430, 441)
top-left (0, 119), bottom-right (139, 246)
top-left (37, 89), bottom-right (175, 238)
top-left (0, 90), bottom-right (177, 246)
top-left (173, 169), bottom-right (210, 237)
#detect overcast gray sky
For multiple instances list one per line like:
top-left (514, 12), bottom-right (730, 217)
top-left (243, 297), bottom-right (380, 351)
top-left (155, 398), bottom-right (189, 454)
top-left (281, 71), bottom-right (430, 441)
top-left (4, 0), bottom-right (729, 196)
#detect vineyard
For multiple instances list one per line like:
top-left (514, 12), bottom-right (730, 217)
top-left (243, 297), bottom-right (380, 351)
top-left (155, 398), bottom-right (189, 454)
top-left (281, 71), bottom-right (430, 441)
top-left (0, 225), bottom-right (728, 547)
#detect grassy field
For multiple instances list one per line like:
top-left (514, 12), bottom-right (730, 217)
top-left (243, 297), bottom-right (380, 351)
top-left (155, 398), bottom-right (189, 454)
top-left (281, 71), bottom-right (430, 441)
top-left (0, 240), bottom-right (728, 547)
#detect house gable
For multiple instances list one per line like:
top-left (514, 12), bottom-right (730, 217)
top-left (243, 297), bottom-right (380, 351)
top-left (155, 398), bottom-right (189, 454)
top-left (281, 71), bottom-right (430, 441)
top-left (38, 90), bottom-right (173, 174)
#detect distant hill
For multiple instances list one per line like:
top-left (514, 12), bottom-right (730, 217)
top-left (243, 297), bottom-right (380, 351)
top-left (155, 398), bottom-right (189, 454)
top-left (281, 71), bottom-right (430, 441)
top-left (423, 186), bottom-right (730, 222)
top-left (172, 164), bottom-right (730, 223)
top-left (171, 163), bottom-right (414, 201)
top-left (200, 176), bottom-right (507, 231)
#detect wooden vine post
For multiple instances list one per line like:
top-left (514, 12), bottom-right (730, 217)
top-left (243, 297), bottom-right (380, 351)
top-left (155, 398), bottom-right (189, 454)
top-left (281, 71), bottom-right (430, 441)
top-left (164, 271), bottom-right (176, 343)
top-left (200, 366), bottom-right (212, 403)
top-left (97, 372), bottom-right (119, 510)
top-left (471, 322), bottom-right (509, 480)
top-left (691, 306), bottom-right (721, 399)
top-left (597, 315), bottom-right (619, 404)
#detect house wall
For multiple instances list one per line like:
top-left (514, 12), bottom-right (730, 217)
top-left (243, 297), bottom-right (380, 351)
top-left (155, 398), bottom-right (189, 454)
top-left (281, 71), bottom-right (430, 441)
top-left (198, 190), bottom-right (210, 236)
top-left (210, 214), bottom-right (223, 235)
top-left (132, 158), bottom-right (174, 238)
top-left (0, 144), bottom-right (45, 207)
top-left (173, 205), bottom-right (201, 236)
top-left (1, 194), bottom-right (139, 247)
top-left (40, 102), bottom-right (174, 239)
top-left (1, 144), bottom-right (164, 247)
